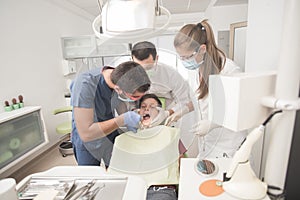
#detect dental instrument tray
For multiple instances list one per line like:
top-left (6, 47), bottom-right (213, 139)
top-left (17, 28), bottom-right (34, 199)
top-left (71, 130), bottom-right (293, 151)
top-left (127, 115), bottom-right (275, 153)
top-left (17, 176), bottom-right (128, 200)
top-left (17, 177), bottom-right (75, 200)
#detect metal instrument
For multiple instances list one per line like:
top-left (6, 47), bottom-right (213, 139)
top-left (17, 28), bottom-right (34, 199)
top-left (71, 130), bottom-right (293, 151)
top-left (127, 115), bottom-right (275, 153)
top-left (64, 180), bottom-right (104, 200)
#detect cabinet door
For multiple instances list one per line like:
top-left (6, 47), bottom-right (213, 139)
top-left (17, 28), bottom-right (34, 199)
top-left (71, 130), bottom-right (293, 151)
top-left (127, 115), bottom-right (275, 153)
top-left (0, 110), bottom-right (46, 170)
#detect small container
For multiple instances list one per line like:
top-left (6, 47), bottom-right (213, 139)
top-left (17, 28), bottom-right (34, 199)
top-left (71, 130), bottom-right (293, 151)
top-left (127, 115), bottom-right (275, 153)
top-left (4, 106), bottom-right (13, 112)
top-left (11, 98), bottom-right (19, 110)
top-left (0, 178), bottom-right (18, 200)
top-left (12, 104), bottom-right (20, 110)
top-left (18, 95), bottom-right (24, 108)
top-left (194, 159), bottom-right (218, 177)
top-left (4, 101), bottom-right (12, 112)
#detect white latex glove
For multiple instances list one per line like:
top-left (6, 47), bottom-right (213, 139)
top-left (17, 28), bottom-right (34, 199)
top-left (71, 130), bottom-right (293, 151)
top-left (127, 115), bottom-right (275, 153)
top-left (164, 105), bottom-right (189, 126)
top-left (190, 120), bottom-right (221, 136)
top-left (149, 107), bottom-right (169, 127)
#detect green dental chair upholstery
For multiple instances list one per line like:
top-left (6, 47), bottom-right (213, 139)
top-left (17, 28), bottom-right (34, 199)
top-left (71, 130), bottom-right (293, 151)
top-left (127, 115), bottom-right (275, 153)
top-left (53, 106), bottom-right (73, 157)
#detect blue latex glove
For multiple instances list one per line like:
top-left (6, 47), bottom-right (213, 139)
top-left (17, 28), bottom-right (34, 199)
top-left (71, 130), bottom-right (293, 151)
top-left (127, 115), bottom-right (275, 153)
top-left (123, 111), bottom-right (141, 133)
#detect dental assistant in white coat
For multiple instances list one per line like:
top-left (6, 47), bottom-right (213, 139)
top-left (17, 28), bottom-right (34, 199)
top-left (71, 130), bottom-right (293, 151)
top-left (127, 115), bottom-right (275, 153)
top-left (174, 19), bottom-right (247, 158)
top-left (131, 41), bottom-right (194, 126)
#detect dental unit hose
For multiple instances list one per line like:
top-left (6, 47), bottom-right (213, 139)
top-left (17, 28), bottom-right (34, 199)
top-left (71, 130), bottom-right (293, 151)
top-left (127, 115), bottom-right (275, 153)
top-left (225, 110), bottom-right (282, 180)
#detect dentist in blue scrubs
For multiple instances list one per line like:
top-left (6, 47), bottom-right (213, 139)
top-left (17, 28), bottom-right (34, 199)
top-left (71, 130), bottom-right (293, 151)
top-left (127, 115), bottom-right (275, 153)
top-left (70, 61), bottom-right (150, 167)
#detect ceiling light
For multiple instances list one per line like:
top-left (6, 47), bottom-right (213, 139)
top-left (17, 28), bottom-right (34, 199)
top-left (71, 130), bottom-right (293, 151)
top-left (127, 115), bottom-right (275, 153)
top-left (92, 0), bottom-right (171, 42)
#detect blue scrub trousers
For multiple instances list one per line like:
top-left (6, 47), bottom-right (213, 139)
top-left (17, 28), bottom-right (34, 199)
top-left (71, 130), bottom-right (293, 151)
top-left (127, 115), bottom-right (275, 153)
top-left (73, 143), bottom-right (100, 166)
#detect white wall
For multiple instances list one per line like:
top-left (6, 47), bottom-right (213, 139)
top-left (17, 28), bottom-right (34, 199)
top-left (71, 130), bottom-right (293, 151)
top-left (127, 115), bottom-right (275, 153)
top-left (245, 0), bottom-right (285, 72)
top-left (0, 0), bottom-right (93, 148)
top-left (205, 3), bottom-right (248, 48)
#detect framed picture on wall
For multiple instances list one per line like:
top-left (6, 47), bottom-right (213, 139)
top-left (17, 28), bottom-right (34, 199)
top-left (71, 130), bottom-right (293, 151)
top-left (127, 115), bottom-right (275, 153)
top-left (229, 21), bottom-right (247, 72)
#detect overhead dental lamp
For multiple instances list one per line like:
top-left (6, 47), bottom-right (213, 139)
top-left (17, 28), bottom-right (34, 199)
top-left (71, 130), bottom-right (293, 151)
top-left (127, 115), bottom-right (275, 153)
top-left (92, 0), bottom-right (171, 42)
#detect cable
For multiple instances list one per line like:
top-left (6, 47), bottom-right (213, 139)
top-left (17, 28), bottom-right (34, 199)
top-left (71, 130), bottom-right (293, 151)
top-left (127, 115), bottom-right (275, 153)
top-left (183, 134), bottom-right (197, 154)
top-left (262, 110), bottom-right (283, 126)
top-left (181, 125), bottom-right (224, 159)
top-left (267, 185), bottom-right (285, 199)
top-left (197, 128), bottom-right (223, 159)
top-left (97, 0), bottom-right (103, 14)
top-left (187, 0), bottom-right (191, 11)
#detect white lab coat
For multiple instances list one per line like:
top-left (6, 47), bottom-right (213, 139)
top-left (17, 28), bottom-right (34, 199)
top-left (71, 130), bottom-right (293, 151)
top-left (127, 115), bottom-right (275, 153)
top-left (147, 62), bottom-right (192, 112)
top-left (197, 59), bottom-right (247, 158)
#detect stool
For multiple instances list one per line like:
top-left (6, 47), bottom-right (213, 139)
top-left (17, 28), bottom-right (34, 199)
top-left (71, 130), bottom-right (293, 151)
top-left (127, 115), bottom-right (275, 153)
top-left (53, 106), bottom-right (73, 157)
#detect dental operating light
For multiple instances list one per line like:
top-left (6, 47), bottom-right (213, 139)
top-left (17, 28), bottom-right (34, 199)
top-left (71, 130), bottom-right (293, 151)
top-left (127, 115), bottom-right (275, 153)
top-left (92, 0), bottom-right (171, 42)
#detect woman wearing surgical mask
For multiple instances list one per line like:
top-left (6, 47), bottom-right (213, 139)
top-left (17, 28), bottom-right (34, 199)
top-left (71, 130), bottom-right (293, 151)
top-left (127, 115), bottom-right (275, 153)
top-left (174, 19), bottom-right (246, 159)
top-left (174, 19), bottom-right (240, 99)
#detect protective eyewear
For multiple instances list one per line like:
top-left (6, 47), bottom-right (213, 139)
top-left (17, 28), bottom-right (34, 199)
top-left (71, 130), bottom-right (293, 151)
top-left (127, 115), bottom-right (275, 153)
top-left (179, 47), bottom-right (200, 61)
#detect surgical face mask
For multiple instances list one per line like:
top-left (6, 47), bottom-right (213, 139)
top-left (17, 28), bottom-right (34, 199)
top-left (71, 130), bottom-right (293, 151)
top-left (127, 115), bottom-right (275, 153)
top-left (144, 62), bottom-right (157, 77)
top-left (181, 57), bottom-right (204, 70)
top-left (146, 68), bottom-right (155, 77)
top-left (117, 93), bottom-right (135, 103)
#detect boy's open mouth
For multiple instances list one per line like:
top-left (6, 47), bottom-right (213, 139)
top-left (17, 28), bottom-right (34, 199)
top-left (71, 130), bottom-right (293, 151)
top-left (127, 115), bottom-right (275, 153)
top-left (143, 114), bottom-right (150, 120)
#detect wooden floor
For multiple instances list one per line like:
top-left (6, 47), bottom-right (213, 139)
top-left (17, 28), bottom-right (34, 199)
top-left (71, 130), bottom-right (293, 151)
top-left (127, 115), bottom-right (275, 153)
top-left (10, 143), bottom-right (77, 183)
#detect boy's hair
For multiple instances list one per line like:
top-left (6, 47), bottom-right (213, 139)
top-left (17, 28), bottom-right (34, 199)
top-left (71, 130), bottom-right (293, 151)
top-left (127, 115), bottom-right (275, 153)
top-left (111, 61), bottom-right (150, 94)
top-left (131, 41), bottom-right (157, 61)
top-left (138, 93), bottom-right (162, 108)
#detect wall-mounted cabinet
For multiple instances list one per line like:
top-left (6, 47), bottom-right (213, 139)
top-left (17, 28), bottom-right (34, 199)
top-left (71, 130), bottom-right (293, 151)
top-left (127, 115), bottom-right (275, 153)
top-left (61, 35), bottom-right (98, 59)
top-left (61, 35), bottom-right (131, 59)
top-left (0, 106), bottom-right (48, 178)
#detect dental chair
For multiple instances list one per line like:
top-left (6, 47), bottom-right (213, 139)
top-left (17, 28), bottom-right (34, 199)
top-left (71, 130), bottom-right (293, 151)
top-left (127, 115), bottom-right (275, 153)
top-left (53, 106), bottom-right (73, 157)
top-left (108, 125), bottom-right (180, 187)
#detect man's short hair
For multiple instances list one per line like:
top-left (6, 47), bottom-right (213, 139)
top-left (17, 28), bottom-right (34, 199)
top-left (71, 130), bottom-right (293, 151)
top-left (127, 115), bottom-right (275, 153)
top-left (131, 41), bottom-right (157, 61)
top-left (138, 93), bottom-right (162, 108)
top-left (111, 61), bottom-right (150, 94)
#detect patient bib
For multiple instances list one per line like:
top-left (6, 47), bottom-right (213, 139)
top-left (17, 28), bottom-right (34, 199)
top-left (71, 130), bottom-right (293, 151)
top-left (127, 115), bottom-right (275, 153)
top-left (108, 125), bottom-right (180, 186)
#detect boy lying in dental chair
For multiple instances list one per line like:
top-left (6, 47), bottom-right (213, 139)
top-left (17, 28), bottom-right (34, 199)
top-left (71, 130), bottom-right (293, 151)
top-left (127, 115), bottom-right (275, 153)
top-left (108, 94), bottom-right (186, 200)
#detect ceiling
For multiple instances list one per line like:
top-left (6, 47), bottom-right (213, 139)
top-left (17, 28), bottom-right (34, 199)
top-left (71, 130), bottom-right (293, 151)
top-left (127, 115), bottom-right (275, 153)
top-left (63, 0), bottom-right (248, 18)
